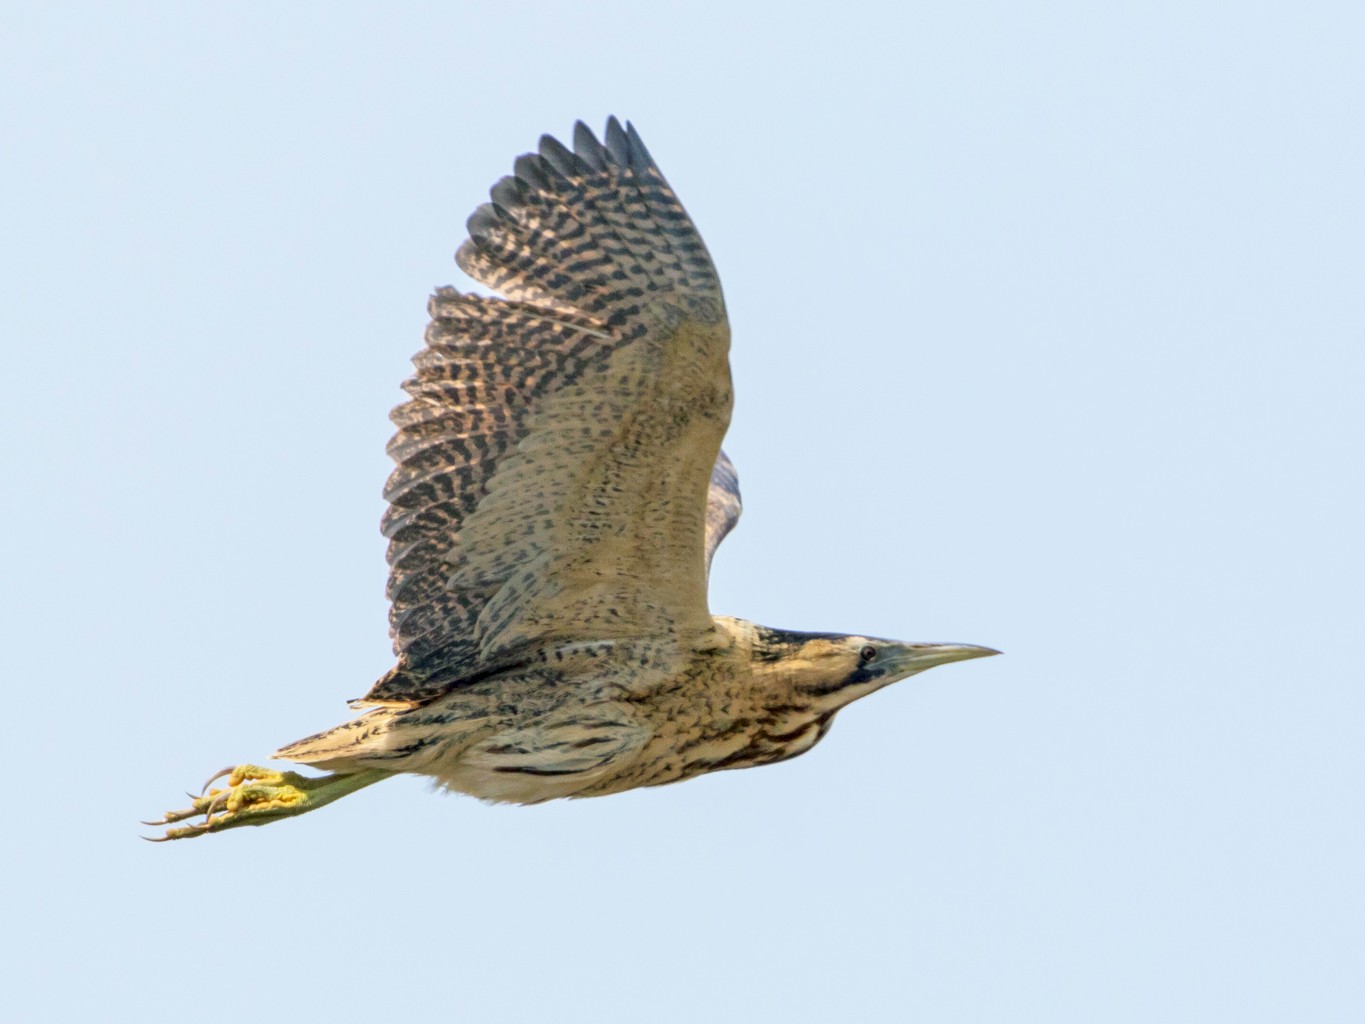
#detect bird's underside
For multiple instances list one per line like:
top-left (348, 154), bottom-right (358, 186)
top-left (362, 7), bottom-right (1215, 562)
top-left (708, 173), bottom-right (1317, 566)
top-left (147, 119), bottom-right (996, 841)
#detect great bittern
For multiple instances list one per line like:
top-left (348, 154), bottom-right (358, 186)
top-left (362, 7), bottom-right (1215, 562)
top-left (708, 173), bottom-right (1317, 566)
top-left (147, 119), bottom-right (997, 840)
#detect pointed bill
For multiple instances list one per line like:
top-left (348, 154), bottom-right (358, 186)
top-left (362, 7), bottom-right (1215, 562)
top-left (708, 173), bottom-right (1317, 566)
top-left (885, 642), bottom-right (1001, 674)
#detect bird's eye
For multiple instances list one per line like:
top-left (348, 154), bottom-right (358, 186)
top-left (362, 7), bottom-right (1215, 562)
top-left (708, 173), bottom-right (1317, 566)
top-left (859, 644), bottom-right (877, 663)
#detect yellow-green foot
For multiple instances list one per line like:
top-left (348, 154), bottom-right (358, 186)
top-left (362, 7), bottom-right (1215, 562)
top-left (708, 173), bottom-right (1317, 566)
top-left (144, 764), bottom-right (386, 841)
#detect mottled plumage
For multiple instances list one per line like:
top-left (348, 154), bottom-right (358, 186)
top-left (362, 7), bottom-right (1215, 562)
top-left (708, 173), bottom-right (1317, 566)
top-left (147, 119), bottom-right (995, 840)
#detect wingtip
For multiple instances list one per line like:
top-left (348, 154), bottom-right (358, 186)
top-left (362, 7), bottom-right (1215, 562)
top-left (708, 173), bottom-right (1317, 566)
top-left (489, 175), bottom-right (524, 210)
top-left (604, 116), bottom-right (633, 168)
top-left (539, 132), bottom-right (582, 177)
top-left (513, 152), bottom-right (551, 190)
top-left (572, 120), bottom-right (607, 171)
top-left (624, 121), bottom-right (655, 170)
top-left (531, 119), bottom-right (655, 178)
top-left (466, 202), bottom-right (502, 240)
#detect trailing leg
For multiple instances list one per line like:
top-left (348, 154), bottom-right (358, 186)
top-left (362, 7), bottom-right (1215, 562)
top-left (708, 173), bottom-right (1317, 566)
top-left (144, 764), bottom-right (389, 841)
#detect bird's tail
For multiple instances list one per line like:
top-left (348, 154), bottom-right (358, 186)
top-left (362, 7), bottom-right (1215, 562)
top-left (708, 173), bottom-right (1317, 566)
top-left (274, 707), bottom-right (405, 771)
top-left (275, 703), bottom-right (494, 776)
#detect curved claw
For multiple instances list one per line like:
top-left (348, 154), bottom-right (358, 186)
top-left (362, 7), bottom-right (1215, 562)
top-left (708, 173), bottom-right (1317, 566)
top-left (146, 797), bottom-right (209, 825)
top-left (205, 790), bottom-right (230, 815)
top-left (200, 767), bottom-right (236, 795)
top-left (153, 820), bottom-right (215, 841)
top-left (141, 816), bottom-right (211, 841)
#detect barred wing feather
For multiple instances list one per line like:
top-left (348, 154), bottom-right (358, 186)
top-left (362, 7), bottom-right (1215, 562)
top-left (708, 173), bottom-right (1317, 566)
top-left (362, 119), bottom-right (732, 707)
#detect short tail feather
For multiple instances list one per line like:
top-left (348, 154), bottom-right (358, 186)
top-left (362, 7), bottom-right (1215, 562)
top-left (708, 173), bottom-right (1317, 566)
top-left (274, 708), bottom-right (400, 770)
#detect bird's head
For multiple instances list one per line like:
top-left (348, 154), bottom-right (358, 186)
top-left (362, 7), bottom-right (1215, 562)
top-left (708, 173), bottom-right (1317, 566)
top-left (747, 625), bottom-right (999, 713)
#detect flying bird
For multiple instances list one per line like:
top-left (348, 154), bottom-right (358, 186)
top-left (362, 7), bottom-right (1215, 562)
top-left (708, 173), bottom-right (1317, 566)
top-left (147, 119), bottom-right (997, 840)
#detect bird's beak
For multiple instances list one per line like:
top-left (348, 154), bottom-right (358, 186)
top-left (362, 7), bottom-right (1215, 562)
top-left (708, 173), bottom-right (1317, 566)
top-left (884, 642), bottom-right (1001, 675)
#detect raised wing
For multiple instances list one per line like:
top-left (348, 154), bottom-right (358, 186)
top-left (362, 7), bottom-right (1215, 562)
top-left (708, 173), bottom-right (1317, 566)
top-left (363, 119), bottom-right (730, 706)
top-left (705, 449), bottom-right (742, 576)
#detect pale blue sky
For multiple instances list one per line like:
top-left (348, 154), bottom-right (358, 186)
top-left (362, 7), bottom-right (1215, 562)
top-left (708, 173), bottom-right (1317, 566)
top-left (3, 3), bottom-right (1362, 1021)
